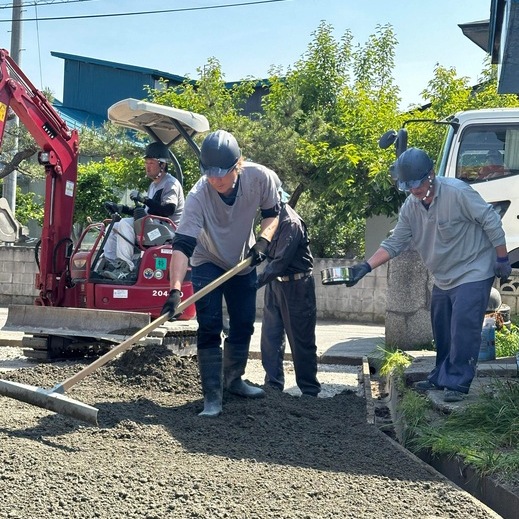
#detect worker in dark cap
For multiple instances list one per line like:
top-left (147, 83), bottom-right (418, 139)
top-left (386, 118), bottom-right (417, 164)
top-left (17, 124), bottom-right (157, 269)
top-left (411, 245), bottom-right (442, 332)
top-left (346, 147), bottom-right (510, 403)
top-left (101, 141), bottom-right (184, 280)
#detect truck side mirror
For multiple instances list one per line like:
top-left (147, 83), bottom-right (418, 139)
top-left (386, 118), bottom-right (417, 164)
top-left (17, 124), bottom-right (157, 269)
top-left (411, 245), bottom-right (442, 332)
top-left (378, 130), bottom-right (397, 149)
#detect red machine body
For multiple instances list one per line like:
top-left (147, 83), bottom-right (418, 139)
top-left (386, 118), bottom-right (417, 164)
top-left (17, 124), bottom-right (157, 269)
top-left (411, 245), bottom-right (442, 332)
top-left (0, 49), bottom-right (201, 324)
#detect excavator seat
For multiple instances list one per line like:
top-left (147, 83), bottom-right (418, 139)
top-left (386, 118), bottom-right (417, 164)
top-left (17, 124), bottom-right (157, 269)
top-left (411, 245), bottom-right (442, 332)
top-left (133, 213), bottom-right (175, 249)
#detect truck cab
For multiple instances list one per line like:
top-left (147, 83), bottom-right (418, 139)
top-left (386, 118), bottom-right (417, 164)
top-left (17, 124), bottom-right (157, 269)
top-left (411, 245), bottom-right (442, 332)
top-left (435, 108), bottom-right (519, 265)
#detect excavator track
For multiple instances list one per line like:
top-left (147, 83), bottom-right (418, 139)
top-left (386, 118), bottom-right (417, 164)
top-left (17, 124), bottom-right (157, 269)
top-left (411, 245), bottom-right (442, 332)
top-left (21, 325), bottom-right (198, 361)
top-left (5, 305), bottom-right (198, 362)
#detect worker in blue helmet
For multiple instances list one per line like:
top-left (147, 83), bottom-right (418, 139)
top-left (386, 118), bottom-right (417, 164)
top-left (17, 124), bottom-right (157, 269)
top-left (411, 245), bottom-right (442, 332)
top-left (161, 130), bottom-right (281, 418)
top-left (346, 147), bottom-right (511, 403)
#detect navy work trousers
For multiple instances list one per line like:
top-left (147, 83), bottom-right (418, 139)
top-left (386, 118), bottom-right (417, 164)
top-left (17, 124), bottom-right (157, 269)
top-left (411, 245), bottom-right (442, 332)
top-left (428, 277), bottom-right (494, 393)
top-left (191, 262), bottom-right (257, 350)
top-left (260, 275), bottom-right (320, 395)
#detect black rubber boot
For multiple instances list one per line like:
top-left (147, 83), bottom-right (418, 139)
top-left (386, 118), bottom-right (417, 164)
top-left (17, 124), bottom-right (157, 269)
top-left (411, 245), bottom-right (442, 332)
top-left (223, 340), bottom-right (265, 398)
top-left (197, 348), bottom-right (223, 417)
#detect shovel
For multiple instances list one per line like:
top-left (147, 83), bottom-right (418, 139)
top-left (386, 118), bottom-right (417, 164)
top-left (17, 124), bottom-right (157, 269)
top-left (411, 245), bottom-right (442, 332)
top-left (0, 257), bottom-right (253, 427)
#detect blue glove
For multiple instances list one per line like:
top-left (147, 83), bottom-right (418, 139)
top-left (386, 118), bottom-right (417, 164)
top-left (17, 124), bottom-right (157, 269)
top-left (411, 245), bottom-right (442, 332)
top-left (160, 289), bottom-right (183, 320)
top-left (345, 262), bottom-right (372, 287)
top-left (494, 256), bottom-right (512, 281)
top-left (247, 237), bottom-right (270, 266)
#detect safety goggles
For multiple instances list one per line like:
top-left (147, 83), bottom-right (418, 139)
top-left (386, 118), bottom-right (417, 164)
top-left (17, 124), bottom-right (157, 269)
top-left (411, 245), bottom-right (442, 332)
top-left (199, 160), bottom-right (238, 178)
top-left (397, 174), bottom-right (429, 192)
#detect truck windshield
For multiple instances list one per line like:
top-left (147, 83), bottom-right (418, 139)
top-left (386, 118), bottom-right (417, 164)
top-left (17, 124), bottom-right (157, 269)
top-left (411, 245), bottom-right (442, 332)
top-left (455, 124), bottom-right (519, 183)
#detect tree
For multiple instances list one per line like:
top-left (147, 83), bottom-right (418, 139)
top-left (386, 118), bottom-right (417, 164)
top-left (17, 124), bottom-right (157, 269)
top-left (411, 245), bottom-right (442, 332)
top-left (402, 58), bottom-right (519, 162)
top-left (248, 22), bottom-right (404, 257)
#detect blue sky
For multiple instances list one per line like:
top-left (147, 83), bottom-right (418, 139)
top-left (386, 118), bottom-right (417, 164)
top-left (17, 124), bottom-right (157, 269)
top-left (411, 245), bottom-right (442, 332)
top-left (0, 0), bottom-right (492, 110)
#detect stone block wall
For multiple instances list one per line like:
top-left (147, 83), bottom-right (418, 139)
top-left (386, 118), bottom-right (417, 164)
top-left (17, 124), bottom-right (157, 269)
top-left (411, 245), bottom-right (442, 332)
top-left (0, 246), bottom-right (389, 322)
top-left (0, 246), bottom-right (39, 305)
top-left (2, 245), bottom-right (517, 350)
top-left (255, 258), bottom-right (388, 323)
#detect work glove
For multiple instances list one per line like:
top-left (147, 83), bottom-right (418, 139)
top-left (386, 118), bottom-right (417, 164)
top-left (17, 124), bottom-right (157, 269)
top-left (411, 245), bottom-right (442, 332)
top-left (160, 289), bottom-right (183, 320)
top-left (104, 201), bottom-right (125, 216)
top-left (494, 256), bottom-right (512, 281)
top-left (345, 261), bottom-right (372, 287)
top-left (130, 189), bottom-right (146, 204)
top-left (247, 237), bottom-right (270, 266)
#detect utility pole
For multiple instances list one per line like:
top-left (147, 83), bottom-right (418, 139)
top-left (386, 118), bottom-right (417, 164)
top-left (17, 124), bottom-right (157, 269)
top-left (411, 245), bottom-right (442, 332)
top-left (2, 0), bottom-right (23, 213)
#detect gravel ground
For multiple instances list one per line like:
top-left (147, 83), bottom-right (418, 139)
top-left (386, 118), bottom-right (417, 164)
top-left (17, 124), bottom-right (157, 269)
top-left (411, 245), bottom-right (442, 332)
top-left (0, 344), bottom-right (499, 519)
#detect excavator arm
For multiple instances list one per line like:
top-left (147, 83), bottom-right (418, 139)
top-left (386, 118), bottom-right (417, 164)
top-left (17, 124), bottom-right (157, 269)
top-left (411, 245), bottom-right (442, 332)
top-left (0, 48), bottom-right (79, 306)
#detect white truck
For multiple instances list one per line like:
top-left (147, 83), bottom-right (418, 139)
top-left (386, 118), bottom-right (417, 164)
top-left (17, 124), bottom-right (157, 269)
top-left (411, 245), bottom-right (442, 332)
top-left (381, 108), bottom-right (519, 266)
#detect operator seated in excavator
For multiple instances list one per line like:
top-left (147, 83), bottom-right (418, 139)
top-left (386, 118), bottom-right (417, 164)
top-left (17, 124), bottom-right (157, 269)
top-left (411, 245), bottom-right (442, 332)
top-left (98, 141), bottom-right (185, 280)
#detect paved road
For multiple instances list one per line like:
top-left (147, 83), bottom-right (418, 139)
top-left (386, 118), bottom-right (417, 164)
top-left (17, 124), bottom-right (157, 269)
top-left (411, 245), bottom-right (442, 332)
top-left (0, 307), bottom-right (386, 361)
top-left (249, 318), bottom-right (386, 362)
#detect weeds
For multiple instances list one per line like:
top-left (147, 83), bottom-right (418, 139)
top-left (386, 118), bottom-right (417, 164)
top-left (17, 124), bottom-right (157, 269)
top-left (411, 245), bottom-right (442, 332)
top-left (401, 376), bottom-right (519, 479)
top-left (496, 323), bottom-right (519, 358)
top-left (377, 346), bottom-right (412, 378)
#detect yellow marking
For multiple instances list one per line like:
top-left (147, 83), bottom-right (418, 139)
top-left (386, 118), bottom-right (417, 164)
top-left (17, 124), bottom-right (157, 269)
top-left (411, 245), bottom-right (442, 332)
top-left (0, 102), bottom-right (7, 122)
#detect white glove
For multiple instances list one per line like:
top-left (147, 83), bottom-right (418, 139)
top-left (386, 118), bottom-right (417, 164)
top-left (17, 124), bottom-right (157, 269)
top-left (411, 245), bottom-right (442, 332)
top-left (130, 190), bottom-right (144, 203)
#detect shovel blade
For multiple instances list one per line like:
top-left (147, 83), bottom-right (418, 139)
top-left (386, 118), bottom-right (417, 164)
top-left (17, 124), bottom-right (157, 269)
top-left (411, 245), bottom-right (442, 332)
top-left (0, 379), bottom-right (98, 426)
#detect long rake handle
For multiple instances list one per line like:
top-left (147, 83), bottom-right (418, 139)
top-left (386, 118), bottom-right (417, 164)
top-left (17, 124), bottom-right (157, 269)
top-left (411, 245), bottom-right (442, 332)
top-left (57, 257), bottom-right (253, 392)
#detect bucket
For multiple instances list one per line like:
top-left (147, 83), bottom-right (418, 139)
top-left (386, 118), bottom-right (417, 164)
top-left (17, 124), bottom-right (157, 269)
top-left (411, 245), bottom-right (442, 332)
top-left (478, 316), bottom-right (496, 361)
top-left (320, 266), bottom-right (352, 285)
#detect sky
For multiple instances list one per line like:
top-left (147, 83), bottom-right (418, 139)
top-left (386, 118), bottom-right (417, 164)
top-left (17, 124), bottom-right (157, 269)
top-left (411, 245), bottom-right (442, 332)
top-left (0, 0), bottom-right (493, 111)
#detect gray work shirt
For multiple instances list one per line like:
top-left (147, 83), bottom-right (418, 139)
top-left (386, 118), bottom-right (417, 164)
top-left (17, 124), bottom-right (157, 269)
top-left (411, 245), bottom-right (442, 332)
top-left (147, 173), bottom-right (184, 226)
top-left (380, 177), bottom-right (506, 290)
top-left (176, 161), bottom-right (279, 272)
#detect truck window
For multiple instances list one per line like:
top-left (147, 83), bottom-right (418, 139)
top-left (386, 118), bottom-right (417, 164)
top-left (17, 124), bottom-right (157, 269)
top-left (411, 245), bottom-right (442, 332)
top-left (456, 124), bottom-right (519, 183)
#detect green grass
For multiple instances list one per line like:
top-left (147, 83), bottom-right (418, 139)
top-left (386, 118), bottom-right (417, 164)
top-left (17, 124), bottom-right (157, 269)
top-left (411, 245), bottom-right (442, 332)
top-left (379, 346), bottom-right (519, 483)
top-left (400, 376), bottom-right (519, 479)
top-left (496, 323), bottom-right (519, 358)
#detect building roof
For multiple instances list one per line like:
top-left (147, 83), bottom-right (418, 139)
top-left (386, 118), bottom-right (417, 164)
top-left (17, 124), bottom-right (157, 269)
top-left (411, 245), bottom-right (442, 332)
top-left (51, 51), bottom-right (188, 84)
top-left (52, 99), bottom-right (107, 130)
top-left (50, 51), bottom-right (270, 130)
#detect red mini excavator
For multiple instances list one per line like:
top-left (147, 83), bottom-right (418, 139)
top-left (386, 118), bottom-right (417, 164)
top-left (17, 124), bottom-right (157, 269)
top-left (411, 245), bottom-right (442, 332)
top-left (0, 49), bottom-right (207, 360)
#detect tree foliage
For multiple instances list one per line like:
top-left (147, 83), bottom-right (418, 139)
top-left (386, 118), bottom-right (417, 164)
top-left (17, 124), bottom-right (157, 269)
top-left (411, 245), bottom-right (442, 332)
top-left (247, 22), bottom-right (405, 257)
top-left (5, 22), bottom-right (519, 260)
top-left (401, 58), bottom-right (519, 164)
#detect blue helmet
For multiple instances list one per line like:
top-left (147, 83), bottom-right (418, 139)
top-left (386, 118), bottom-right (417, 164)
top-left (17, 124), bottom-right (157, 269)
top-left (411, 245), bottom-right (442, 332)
top-left (394, 147), bottom-right (433, 191)
top-left (199, 130), bottom-right (241, 178)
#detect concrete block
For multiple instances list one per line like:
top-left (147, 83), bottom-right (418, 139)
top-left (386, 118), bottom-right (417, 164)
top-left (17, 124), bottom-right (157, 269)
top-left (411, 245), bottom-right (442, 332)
top-left (0, 272), bottom-right (13, 283)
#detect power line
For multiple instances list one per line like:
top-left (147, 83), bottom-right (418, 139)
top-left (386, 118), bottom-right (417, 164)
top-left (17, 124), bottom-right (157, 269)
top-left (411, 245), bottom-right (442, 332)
top-left (0, 0), bottom-right (292, 22)
top-left (0, 0), bottom-right (98, 10)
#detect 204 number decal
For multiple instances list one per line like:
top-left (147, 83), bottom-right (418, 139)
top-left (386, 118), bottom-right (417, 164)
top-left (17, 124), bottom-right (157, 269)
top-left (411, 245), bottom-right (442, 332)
top-left (153, 290), bottom-right (170, 297)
